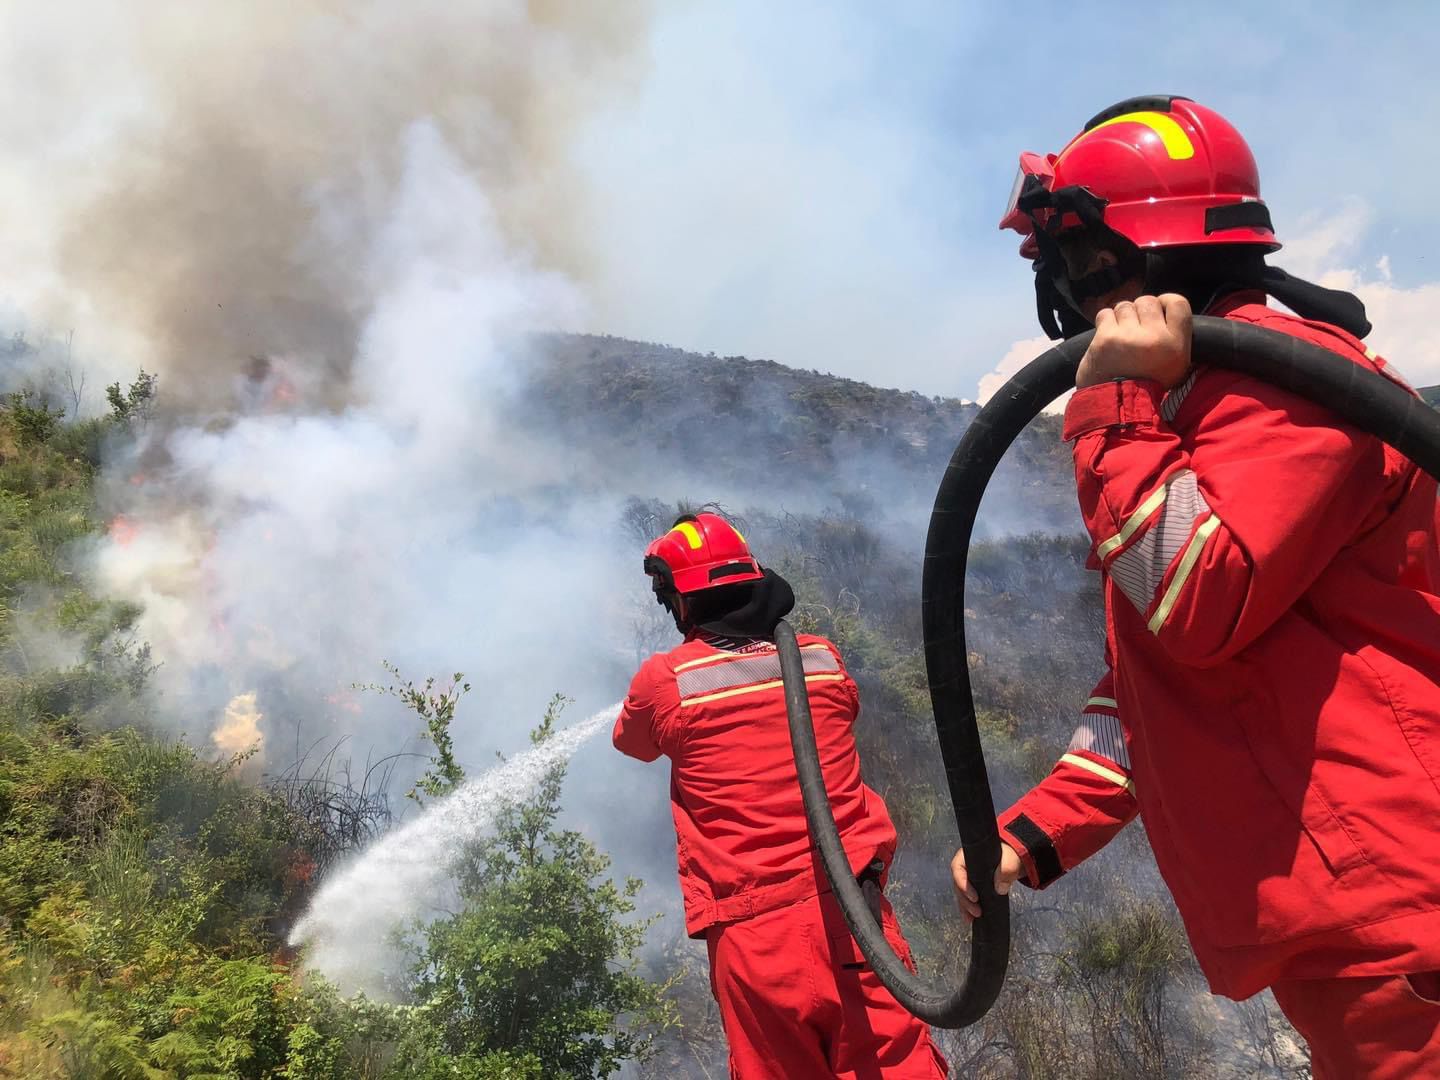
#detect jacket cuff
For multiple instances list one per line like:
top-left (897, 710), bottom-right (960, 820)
top-left (1063, 379), bottom-right (1166, 441)
top-left (998, 811), bottom-right (1065, 890)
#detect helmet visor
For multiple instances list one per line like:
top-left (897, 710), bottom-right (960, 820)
top-left (999, 151), bottom-right (1054, 233)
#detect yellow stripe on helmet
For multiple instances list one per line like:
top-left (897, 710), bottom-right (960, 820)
top-left (670, 521), bottom-right (704, 550)
top-left (1066, 111), bottom-right (1195, 162)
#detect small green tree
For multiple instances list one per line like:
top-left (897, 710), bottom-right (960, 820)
top-left (388, 694), bottom-right (673, 1078)
top-left (105, 370), bottom-right (158, 426)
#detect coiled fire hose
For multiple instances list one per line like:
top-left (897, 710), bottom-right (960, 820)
top-left (780, 316), bottom-right (1440, 1028)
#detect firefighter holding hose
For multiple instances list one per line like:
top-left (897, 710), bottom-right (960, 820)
top-left (614, 512), bottom-right (948, 1079)
top-left (952, 96), bottom-right (1440, 1077)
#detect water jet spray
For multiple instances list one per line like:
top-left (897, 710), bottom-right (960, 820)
top-left (289, 702), bottom-right (620, 994)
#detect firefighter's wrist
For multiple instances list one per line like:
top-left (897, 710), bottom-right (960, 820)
top-left (1062, 378), bottom-right (1165, 440)
top-left (999, 832), bottom-right (1040, 889)
top-left (998, 812), bottom-right (1065, 890)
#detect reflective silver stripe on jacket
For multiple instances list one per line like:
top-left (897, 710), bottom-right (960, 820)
top-left (676, 644), bottom-right (840, 700)
top-left (1108, 469), bottom-right (1211, 615)
top-left (1162, 370), bottom-right (1198, 422)
top-left (1067, 709), bottom-right (1129, 771)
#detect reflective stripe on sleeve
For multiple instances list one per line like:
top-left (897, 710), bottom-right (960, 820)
top-left (1161, 371), bottom-right (1198, 422)
top-left (1095, 481), bottom-right (1171, 560)
top-left (1059, 752), bottom-right (1136, 795)
top-left (1147, 514), bottom-right (1222, 633)
top-left (1108, 470), bottom-right (1211, 614)
top-left (1068, 711), bottom-right (1129, 770)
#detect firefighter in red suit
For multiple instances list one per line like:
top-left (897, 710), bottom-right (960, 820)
top-left (951, 96), bottom-right (1440, 1078)
top-left (614, 512), bottom-right (948, 1079)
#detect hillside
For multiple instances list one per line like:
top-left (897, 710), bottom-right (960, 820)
top-left (529, 336), bottom-right (1438, 526)
top-left (528, 333), bottom-right (1080, 533)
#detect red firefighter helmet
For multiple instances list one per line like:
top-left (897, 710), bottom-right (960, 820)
top-left (1001, 95), bottom-right (1280, 254)
top-left (644, 513), bottom-right (764, 596)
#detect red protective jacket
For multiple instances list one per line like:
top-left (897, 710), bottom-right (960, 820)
top-left (998, 296), bottom-right (1440, 999)
top-left (614, 633), bottom-right (897, 938)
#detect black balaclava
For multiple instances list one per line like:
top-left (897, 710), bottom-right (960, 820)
top-left (654, 569), bottom-right (796, 640)
top-left (1031, 230), bottom-right (1372, 341)
top-left (688, 568), bottom-right (796, 640)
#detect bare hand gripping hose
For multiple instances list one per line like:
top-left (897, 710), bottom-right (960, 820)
top-left (781, 316), bottom-right (1440, 1028)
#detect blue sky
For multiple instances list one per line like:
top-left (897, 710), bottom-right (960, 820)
top-left (577, 1), bottom-right (1440, 397)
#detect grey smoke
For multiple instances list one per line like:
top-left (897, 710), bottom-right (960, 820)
top-left (0, 0), bottom-right (652, 403)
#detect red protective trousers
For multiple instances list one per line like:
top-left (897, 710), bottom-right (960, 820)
top-left (1271, 971), bottom-right (1440, 1079)
top-left (704, 890), bottom-right (949, 1080)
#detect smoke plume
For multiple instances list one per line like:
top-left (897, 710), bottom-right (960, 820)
top-left (0, 0), bottom-right (659, 722)
top-left (0, 0), bottom-right (651, 404)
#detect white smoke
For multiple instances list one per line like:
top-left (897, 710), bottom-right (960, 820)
top-left (83, 124), bottom-right (631, 761)
top-left (290, 703), bottom-right (619, 996)
top-left (0, 2), bottom-right (661, 768)
top-left (0, 0), bottom-right (652, 402)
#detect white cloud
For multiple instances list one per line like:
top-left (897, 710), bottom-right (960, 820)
top-left (976, 334), bottom-right (1072, 415)
top-left (1278, 198), bottom-right (1374, 281)
top-left (1283, 201), bottom-right (1440, 389)
top-left (1332, 274), bottom-right (1440, 389)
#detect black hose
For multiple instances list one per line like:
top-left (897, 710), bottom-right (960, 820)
top-left (780, 618), bottom-right (1000, 1027)
top-left (781, 315), bottom-right (1440, 1029)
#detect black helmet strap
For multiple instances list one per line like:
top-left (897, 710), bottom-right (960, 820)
top-left (1018, 179), bottom-right (1147, 339)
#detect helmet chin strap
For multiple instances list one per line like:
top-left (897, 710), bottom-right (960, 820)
top-left (1033, 272), bottom-right (1091, 340)
top-left (1058, 248), bottom-right (1373, 343)
top-left (645, 554), bottom-right (692, 634)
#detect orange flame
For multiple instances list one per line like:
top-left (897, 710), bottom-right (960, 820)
top-left (109, 515), bottom-right (138, 546)
top-left (214, 692), bottom-right (264, 761)
top-left (268, 375), bottom-right (298, 409)
top-left (286, 850), bottom-right (317, 887)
